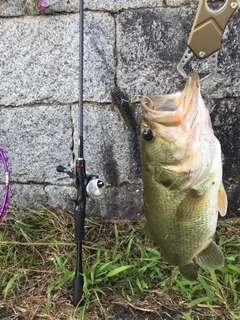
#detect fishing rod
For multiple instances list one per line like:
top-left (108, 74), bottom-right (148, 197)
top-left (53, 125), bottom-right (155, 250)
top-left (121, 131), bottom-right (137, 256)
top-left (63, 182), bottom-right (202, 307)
top-left (57, 0), bottom-right (106, 306)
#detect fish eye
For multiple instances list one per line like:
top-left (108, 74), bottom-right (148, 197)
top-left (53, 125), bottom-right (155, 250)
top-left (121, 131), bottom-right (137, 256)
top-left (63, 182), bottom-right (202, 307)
top-left (142, 129), bottom-right (154, 141)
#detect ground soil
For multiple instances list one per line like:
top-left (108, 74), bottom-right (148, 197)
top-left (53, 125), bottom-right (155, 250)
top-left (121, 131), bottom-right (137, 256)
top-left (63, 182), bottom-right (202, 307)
top-left (0, 209), bottom-right (239, 320)
top-left (0, 305), bottom-right (213, 320)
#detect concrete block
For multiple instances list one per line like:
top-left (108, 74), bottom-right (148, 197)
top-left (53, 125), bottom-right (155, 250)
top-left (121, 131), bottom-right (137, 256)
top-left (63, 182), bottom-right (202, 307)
top-left (0, 0), bottom-right (25, 16)
top-left (116, 7), bottom-right (240, 100)
top-left (45, 185), bottom-right (76, 210)
top-left (85, 0), bottom-right (163, 11)
top-left (71, 104), bottom-right (141, 186)
top-left (46, 184), bottom-right (144, 220)
top-left (208, 98), bottom-right (240, 215)
top-left (1, 0), bottom-right (164, 16)
top-left (0, 12), bottom-right (115, 106)
top-left (0, 0), bottom-right (239, 218)
top-left (0, 105), bottom-right (72, 184)
top-left (165, 0), bottom-right (198, 6)
top-left (25, 0), bottom-right (79, 15)
top-left (10, 184), bottom-right (47, 209)
top-left (86, 184), bottom-right (144, 220)
top-left (116, 8), bottom-right (195, 99)
top-left (45, 103), bottom-right (143, 218)
top-left (28, 0), bottom-right (162, 13)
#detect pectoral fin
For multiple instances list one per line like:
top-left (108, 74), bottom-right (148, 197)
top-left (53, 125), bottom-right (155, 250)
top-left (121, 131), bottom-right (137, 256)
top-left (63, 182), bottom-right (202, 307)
top-left (217, 183), bottom-right (227, 217)
top-left (176, 191), bottom-right (205, 222)
top-left (179, 263), bottom-right (198, 281)
top-left (195, 240), bottom-right (224, 270)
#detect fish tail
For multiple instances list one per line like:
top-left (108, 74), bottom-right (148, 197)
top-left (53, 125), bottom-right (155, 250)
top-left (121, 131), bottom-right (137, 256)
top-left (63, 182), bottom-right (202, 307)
top-left (195, 240), bottom-right (224, 270)
top-left (111, 87), bottom-right (137, 131)
top-left (179, 263), bottom-right (198, 281)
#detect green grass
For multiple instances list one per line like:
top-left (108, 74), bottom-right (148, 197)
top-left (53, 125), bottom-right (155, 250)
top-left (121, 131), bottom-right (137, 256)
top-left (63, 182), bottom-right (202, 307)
top-left (0, 207), bottom-right (239, 319)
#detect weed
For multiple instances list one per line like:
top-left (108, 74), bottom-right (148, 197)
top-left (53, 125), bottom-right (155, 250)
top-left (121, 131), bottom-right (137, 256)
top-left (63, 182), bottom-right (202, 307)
top-left (0, 208), bottom-right (239, 319)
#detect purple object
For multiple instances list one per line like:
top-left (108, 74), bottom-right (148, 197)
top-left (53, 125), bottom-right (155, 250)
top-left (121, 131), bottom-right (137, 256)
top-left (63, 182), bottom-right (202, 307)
top-left (0, 148), bottom-right (9, 220)
top-left (38, 1), bottom-right (48, 8)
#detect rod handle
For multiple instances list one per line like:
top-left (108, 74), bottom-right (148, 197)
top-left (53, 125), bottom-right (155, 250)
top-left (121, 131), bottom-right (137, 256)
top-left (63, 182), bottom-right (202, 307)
top-left (73, 273), bottom-right (83, 306)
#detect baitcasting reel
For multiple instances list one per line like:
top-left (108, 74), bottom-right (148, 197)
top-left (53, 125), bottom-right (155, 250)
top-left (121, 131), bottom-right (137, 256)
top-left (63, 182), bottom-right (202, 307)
top-left (56, 165), bottom-right (106, 200)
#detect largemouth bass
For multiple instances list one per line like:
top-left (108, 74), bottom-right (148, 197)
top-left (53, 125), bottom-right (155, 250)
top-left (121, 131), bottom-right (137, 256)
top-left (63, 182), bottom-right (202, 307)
top-left (140, 73), bottom-right (227, 281)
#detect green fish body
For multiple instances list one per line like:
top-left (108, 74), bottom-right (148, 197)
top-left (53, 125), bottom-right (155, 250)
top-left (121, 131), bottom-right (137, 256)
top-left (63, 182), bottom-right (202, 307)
top-left (140, 73), bottom-right (227, 280)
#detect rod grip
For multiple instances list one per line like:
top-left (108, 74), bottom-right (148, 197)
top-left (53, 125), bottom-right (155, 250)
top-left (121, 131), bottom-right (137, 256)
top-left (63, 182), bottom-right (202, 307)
top-left (73, 274), bottom-right (83, 306)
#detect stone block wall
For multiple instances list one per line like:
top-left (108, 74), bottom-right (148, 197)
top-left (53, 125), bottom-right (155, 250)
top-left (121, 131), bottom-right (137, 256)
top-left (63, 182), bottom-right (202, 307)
top-left (0, 0), bottom-right (239, 218)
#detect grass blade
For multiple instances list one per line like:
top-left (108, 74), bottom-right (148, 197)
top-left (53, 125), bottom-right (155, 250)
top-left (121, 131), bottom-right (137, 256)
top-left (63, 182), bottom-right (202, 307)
top-left (4, 273), bottom-right (20, 298)
top-left (182, 313), bottom-right (192, 320)
top-left (105, 265), bottom-right (135, 278)
top-left (188, 296), bottom-right (211, 307)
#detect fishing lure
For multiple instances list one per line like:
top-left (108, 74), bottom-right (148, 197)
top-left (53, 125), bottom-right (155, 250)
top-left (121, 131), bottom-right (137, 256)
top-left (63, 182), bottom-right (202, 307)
top-left (111, 87), bottom-right (138, 131)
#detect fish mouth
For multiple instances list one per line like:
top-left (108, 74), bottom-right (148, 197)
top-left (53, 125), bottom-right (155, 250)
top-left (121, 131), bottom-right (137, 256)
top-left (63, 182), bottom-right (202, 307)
top-left (141, 72), bottom-right (200, 125)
